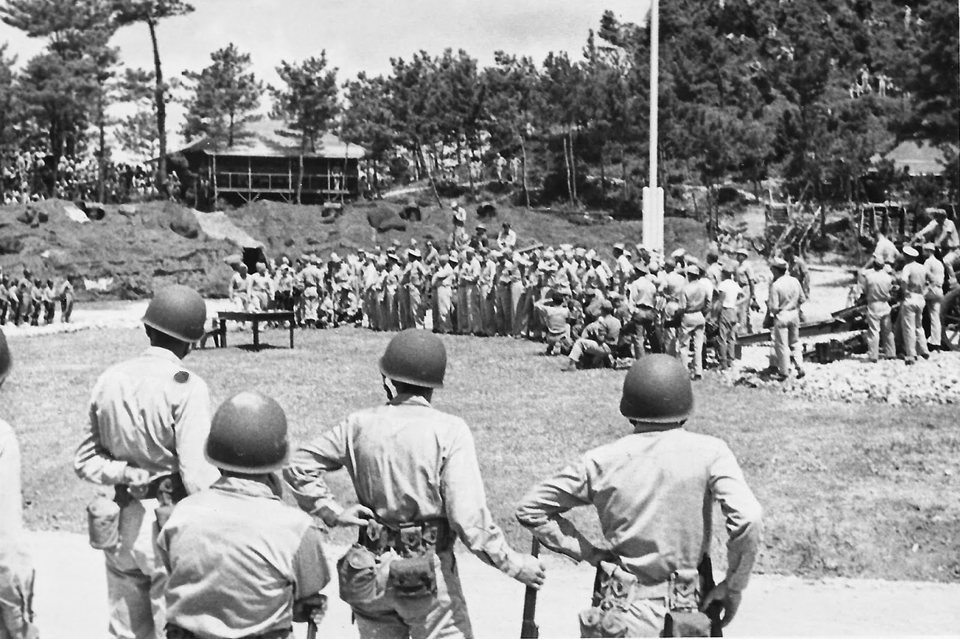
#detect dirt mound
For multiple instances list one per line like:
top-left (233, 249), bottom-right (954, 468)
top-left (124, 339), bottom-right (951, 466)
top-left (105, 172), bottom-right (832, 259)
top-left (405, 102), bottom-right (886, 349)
top-left (0, 199), bottom-right (235, 300)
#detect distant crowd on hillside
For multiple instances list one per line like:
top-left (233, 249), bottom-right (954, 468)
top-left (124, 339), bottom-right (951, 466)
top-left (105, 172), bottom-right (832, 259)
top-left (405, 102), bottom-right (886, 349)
top-left (0, 150), bottom-right (180, 206)
top-left (0, 267), bottom-right (74, 326)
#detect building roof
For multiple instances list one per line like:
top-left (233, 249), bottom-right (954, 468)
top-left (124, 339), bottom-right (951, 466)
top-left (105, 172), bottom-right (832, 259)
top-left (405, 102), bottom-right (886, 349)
top-left (872, 140), bottom-right (958, 176)
top-left (175, 119), bottom-right (366, 159)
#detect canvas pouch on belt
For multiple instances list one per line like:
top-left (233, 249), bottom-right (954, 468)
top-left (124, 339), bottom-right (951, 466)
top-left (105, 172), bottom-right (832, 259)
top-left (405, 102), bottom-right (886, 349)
top-left (663, 568), bottom-right (712, 637)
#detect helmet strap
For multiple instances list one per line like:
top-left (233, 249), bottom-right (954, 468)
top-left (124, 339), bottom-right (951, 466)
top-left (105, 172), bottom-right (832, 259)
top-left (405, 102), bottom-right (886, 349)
top-left (382, 375), bottom-right (395, 402)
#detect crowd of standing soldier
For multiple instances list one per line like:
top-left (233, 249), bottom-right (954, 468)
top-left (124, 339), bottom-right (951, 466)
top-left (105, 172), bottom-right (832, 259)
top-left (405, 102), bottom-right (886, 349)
top-left (0, 267), bottom-right (75, 327)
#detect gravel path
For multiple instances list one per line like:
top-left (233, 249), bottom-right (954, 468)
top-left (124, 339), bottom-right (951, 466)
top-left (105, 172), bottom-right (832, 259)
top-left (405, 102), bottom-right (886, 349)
top-left (30, 532), bottom-right (960, 638)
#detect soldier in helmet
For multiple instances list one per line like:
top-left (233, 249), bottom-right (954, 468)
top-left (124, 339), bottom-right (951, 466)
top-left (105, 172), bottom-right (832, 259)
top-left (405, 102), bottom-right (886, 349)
top-left (0, 329), bottom-right (39, 639)
top-left (158, 391), bottom-right (329, 639)
top-left (517, 355), bottom-right (763, 637)
top-left (74, 285), bottom-right (220, 639)
top-left (284, 329), bottom-right (546, 639)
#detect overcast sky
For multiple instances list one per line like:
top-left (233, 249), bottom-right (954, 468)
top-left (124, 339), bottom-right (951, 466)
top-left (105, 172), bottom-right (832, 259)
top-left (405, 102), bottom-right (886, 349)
top-left (0, 0), bottom-right (650, 84)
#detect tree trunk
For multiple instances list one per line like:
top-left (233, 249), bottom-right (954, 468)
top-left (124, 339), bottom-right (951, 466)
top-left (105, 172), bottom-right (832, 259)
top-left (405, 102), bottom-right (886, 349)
top-left (569, 126), bottom-right (578, 203)
top-left (600, 144), bottom-right (606, 200)
top-left (297, 154), bottom-right (304, 204)
top-left (97, 85), bottom-right (106, 203)
top-left (418, 141), bottom-right (442, 209)
top-left (520, 134), bottom-right (530, 209)
top-left (621, 144), bottom-right (628, 203)
top-left (148, 19), bottom-right (167, 195)
top-left (563, 134), bottom-right (573, 205)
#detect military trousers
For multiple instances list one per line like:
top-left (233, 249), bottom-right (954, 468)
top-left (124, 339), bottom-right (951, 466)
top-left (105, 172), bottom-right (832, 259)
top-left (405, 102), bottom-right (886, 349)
top-left (350, 550), bottom-right (473, 639)
top-left (865, 302), bottom-right (894, 361)
top-left (772, 309), bottom-right (803, 376)
top-left (0, 544), bottom-right (38, 639)
top-left (433, 287), bottom-right (453, 334)
top-left (104, 498), bottom-right (166, 639)
top-left (925, 295), bottom-right (942, 347)
top-left (678, 312), bottom-right (706, 376)
top-left (900, 294), bottom-right (929, 362)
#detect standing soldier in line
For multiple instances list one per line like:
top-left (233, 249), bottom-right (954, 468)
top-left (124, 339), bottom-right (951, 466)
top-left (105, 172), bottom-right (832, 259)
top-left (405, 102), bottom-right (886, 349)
top-left (16, 271), bottom-right (32, 327)
top-left (228, 264), bottom-right (251, 330)
top-left (380, 252), bottom-right (402, 332)
top-left (248, 262), bottom-right (273, 312)
top-left (284, 330), bottom-right (546, 639)
top-left (625, 264), bottom-right (661, 355)
top-left (921, 243), bottom-right (945, 351)
top-left (41, 279), bottom-right (56, 324)
top-left (704, 253), bottom-right (722, 290)
top-left (0, 329), bottom-right (39, 639)
top-left (676, 264), bottom-right (711, 380)
top-left (513, 254), bottom-right (539, 338)
top-left (612, 243), bottom-right (634, 296)
top-left (6, 278), bottom-right (20, 327)
top-left (28, 279), bottom-right (43, 326)
top-left (782, 246), bottom-right (810, 299)
top-left (157, 392), bottom-right (330, 639)
top-left (658, 260), bottom-right (687, 356)
top-left (495, 250), bottom-right (523, 336)
top-left (431, 252), bottom-right (456, 334)
top-left (715, 264), bottom-right (744, 370)
top-left (733, 249), bottom-right (757, 335)
top-left (859, 257), bottom-right (895, 362)
top-left (74, 285), bottom-right (220, 639)
top-left (402, 248), bottom-right (428, 330)
top-left (898, 246), bottom-right (930, 365)
top-left (0, 276), bottom-right (9, 325)
top-left (478, 250), bottom-right (499, 336)
top-left (360, 252), bottom-right (381, 331)
top-left (517, 354), bottom-right (763, 638)
top-left (59, 276), bottom-right (74, 323)
top-left (767, 258), bottom-right (806, 381)
top-left (301, 257), bottom-right (324, 329)
top-left (459, 247), bottom-right (483, 335)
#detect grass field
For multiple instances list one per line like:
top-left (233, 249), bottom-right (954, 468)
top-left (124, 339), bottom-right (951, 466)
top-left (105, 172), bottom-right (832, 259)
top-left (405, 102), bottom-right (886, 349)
top-left (6, 325), bottom-right (959, 583)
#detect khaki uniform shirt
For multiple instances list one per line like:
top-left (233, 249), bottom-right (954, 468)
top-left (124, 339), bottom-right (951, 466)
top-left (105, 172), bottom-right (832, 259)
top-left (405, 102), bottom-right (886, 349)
top-left (74, 347), bottom-right (220, 494)
top-left (284, 395), bottom-right (524, 578)
top-left (516, 428), bottom-right (762, 591)
top-left (627, 276), bottom-right (657, 309)
top-left (767, 275), bottom-right (804, 317)
top-left (679, 279), bottom-right (711, 313)
top-left (860, 268), bottom-right (893, 307)
top-left (900, 262), bottom-right (926, 298)
top-left (158, 476), bottom-right (329, 637)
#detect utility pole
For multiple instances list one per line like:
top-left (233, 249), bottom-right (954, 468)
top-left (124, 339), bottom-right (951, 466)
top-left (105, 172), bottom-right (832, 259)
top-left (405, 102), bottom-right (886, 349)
top-left (642, 0), bottom-right (665, 253)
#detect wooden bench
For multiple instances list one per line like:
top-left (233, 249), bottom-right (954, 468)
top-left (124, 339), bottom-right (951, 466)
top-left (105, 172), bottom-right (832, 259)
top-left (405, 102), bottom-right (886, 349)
top-left (216, 311), bottom-right (296, 350)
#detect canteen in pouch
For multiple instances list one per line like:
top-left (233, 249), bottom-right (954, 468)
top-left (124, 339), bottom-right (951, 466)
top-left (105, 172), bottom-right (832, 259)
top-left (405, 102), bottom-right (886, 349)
top-left (86, 495), bottom-right (120, 549)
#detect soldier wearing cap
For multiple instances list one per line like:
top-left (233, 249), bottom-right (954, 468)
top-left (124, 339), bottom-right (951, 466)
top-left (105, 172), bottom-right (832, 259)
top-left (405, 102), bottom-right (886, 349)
top-left (497, 222), bottom-right (517, 251)
top-left (517, 355), bottom-right (763, 637)
top-left (915, 208), bottom-right (959, 288)
top-left (625, 264), bottom-right (661, 355)
top-left (859, 257), bottom-right (895, 362)
top-left (494, 250), bottom-right (523, 336)
top-left (158, 392), bottom-right (329, 639)
top-left (612, 243), bottom-right (634, 296)
top-left (767, 258), bottom-right (806, 380)
top-left (716, 264), bottom-right (745, 369)
top-left (458, 247), bottom-right (483, 335)
top-left (677, 264), bottom-right (712, 380)
top-left (921, 242), bottom-right (945, 350)
top-left (74, 286), bottom-right (220, 639)
top-left (469, 224), bottom-right (490, 252)
top-left (360, 252), bottom-right (382, 331)
top-left (0, 329), bottom-right (39, 639)
top-left (399, 248), bottom-right (427, 330)
top-left (782, 246), bottom-right (810, 299)
top-left (285, 330), bottom-right (546, 639)
top-left (379, 252), bottom-right (402, 332)
top-left (733, 249), bottom-right (757, 334)
top-left (450, 200), bottom-right (467, 227)
top-left (431, 252), bottom-right (456, 334)
top-left (658, 260), bottom-right (687, 356)
top-left (898, 246), bottom-right (931, 364)
top-left (563, 299), bottom-right (622, 371)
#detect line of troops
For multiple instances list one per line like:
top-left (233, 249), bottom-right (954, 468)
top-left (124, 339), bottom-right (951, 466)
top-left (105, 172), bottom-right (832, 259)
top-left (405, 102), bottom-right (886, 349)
top-left (0, 268), bottom-right (75, 327)
top-left (225, 221), bottom-right (801, 378)
top-left (0, 285), bottom-right (763, 639)
top-left (857, 209), bottom-right (960, 364)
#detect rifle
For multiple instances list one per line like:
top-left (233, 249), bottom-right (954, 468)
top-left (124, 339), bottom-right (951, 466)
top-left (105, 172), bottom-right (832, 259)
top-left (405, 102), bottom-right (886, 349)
top-left (306, 620), bottom-right (317, 639)
top-left (519, 537), bottom-right (540, 638)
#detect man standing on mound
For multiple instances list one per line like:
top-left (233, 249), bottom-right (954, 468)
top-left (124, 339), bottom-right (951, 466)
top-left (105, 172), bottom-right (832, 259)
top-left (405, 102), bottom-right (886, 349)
top-left (75, 285), bottom-right (220, 639)
top-left (285, 329), bottom-right (545, 639)
top-left (517, 355), bottom-right (762, 637)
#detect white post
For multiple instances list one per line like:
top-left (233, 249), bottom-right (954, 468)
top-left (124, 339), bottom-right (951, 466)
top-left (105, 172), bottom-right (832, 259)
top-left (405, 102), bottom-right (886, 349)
top-left (642, 0), bottom-right (664, 253)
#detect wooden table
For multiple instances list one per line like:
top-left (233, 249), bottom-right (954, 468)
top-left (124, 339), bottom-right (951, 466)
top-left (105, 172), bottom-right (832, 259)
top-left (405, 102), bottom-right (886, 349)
top-left (216, 311), bottom-right (295, 350)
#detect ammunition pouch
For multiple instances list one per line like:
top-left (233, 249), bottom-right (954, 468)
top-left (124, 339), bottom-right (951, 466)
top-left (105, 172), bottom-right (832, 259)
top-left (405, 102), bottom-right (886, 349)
top-left (663, 568), bottom-right (711, 637)
top-left (358, 518), bottom-right (452, 557)
top-left (388, 554), bottom-right (437, 599)
top-left (337, 544), bottom-right (384, 606)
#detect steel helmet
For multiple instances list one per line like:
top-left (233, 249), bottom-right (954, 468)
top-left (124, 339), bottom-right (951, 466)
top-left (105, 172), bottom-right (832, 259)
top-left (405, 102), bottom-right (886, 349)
top-left (0, 328), bottom-right (11, 380)
top-left (205, 391), bottom-right (289, 473)
top-left (141, 285), bottom-right (207, 343)
top-left (619, 354), bottom-right (693, 423)
top-left (379, 329), bottom-right (446, 388)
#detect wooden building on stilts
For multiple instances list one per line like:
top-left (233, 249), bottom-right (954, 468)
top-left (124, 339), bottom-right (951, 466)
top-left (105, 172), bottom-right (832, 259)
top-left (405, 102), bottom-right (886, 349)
top-left (173, 119), bottom-right (366, 210)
